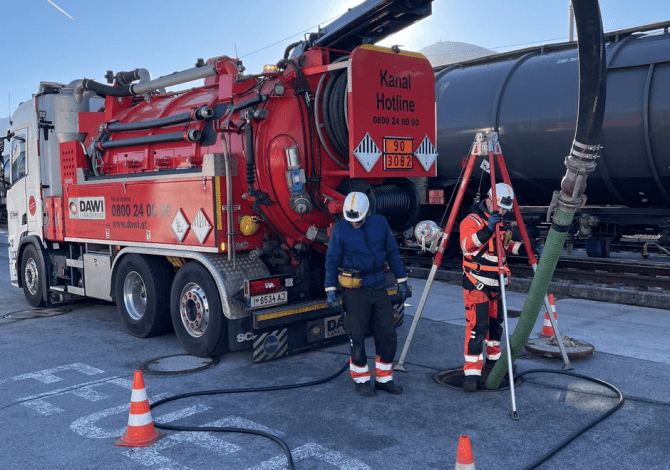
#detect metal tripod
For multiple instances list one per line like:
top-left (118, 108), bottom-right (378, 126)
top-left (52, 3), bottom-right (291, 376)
top-left (394, 131), bottom-right (573, 417)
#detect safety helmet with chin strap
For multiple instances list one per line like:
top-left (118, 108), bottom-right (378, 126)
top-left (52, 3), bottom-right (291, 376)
top-left (343, 192), bottom-right (370, 222)
top-left (488, 183), bottom-right (515, 210)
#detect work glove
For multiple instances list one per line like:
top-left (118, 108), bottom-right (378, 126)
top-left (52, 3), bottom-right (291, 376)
top-left (326, 290), bottom-right (340, 312)
top-left (397, 281), bottom-right (410, 303)
top-left (487, 211), bottom-right (503, 232)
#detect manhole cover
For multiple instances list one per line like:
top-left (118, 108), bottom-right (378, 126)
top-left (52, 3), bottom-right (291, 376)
top-left (434, 367), bottom-right (522, 393)
top-left (3, 308), bottom-right (72, 320)
top-left (140, 354), bottom-right (219, 375)
top-left (525, 336), bottom-right (595, 359)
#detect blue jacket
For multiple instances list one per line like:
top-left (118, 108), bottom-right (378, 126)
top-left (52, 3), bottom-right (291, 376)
top-left (325, 213), bottom-right (407, 289)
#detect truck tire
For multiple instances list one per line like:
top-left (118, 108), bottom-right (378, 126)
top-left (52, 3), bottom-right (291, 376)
top-left (170, 262), bottom-right (228, 358)
top-left (21, 244), bottom-right (46, 307)
top-left (115, 254), bottom-right (173, 338)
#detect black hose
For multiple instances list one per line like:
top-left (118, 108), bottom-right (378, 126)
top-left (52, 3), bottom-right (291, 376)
top-left (82, 78), bottom-right (132, 97)
top-left (105, 113), bottom-right (192, 133)
top-left (244, 121), bottom-right (255, 194)
top-left (284, 41), bottom-right (304, 60)
top-left (150, 361), bottom-right (349, 470)
top-left (115, 69), bottom-right (144, 87)
top-left (517, 369), bottom-right (625, 470)
top-left (96, 130), bottom-right (200, 150)
top-left (572, 0), bottom-right (607, 149)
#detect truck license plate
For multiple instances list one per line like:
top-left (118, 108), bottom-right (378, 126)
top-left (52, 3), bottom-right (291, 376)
top-left (248, 291), bottom-right (287, 309)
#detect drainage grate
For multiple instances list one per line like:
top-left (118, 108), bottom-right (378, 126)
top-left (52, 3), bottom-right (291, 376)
top-left (140, 354), bottom-right (219, 375)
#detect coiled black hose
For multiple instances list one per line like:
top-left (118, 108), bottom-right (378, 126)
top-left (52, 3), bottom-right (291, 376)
top-left (149, 361), bottom-right (349, 470)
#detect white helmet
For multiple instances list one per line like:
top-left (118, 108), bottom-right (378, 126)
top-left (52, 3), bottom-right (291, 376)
top-left (343, 192), bottom-right (370, 222)
top-left (488, 183), bottom-right (514, 210)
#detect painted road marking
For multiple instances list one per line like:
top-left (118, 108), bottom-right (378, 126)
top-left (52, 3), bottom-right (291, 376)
top-left (12, 376), bottom-right (132, 415)
top-left (0, 363), bottom-right (104, 385)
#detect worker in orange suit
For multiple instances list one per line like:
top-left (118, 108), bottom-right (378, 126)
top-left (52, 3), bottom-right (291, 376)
top-left (459, 183), bottom-right (528, 392)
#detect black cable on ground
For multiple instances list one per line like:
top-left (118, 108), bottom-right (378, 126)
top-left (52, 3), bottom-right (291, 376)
top-left (149, 361), bottom-right (349, 470)
top-left (517, 369), bottom-right (625, 470)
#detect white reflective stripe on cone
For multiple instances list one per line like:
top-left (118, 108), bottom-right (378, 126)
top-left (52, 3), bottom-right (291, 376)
top-left (131, 389), bottom-right (148, 402)
top-left (128, 411), bottom-right (153, 427)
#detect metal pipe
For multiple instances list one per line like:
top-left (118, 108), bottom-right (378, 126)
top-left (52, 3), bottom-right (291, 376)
top-left (222, 137), bottom-right (236, 265)
top-left (131, 65), bottom-right (217, 95)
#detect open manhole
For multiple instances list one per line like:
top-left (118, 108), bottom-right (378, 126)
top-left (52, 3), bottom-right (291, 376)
top-left (525, 335), bottom-right (595, 359)
top-left (3, 307), bottom-right (72, 320)
top-left (140, 354), bottom-right (219, 375)
top-left (434, 367), bottom-right (522, 393)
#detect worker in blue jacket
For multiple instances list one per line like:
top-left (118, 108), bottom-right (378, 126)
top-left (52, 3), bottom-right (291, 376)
top-left (325, 191), bottom-right (410, 397)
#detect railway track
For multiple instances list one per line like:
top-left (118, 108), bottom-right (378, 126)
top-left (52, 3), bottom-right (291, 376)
top-left (401, 248), bottom-right (670, 309)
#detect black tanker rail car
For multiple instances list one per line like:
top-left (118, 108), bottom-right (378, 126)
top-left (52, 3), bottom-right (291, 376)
top-left (427, 21), bottom-right (670, 256)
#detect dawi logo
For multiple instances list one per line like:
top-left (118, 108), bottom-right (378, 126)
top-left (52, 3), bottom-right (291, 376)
top-left (69, 197), bottom-right (106, 220)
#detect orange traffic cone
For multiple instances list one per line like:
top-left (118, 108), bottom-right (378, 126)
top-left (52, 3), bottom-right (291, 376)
top-left (115, 370), bottom-right (162, 447)
top-left (455, 434), bottom-right (475, 469)
top-left (539, 294), bottom-right (558, 338)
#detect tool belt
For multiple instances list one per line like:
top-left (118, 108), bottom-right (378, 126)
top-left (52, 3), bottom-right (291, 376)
top-left (338, 268), bottom-right (363, 289)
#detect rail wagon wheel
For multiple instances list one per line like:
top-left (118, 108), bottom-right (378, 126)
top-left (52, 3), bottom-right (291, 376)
top-left (170, 262), bottom-right (228, 358)
top-left (115, 254), bottom-right (173, 337)
top-left (21, 244), bottom-right (46, 307)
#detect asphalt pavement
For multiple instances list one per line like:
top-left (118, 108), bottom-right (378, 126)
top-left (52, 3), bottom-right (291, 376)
top-left (1, 230), bottom-right (669, 469)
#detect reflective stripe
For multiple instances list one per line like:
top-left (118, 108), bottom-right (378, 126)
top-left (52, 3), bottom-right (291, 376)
top-left (470, 233), bottom-right (482, 248)
top-left (396, 277), bottom-right (407, 283)
top-left (131, 388), bottom-right (148, 402)
top-left (350, 359), bottom-right (370, 383)
top-left (487, 352), bottom-right (501, 360)
top-left (349, 361), bottom-right (369, 373)
top-left (485, 340), bottom-right (500, 347)
top-left (375, 356), bottom-right (393, 383)
top-left (374, 357), bottom-right (392, 370)
top-left (464, 354), bottom-right (483, 363)
top-left (464, 369), bottom-right (482, 376)
top-left (127, 411), bottom-right (153, 427)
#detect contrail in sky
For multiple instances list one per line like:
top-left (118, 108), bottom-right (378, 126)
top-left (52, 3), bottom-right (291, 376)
top-left (45, 0), bottom-right (74, 20)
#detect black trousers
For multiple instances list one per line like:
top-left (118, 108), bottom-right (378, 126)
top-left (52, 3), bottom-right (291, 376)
top-left (342, 286), bottom-right (397, 367)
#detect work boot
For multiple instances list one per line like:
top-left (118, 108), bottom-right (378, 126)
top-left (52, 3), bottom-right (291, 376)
top-left (462, 376), bottom-right (479, 393)
top-left (355, 381), bottom-right (375, 397)
top-left (375, 380), bottom-right (403, 395)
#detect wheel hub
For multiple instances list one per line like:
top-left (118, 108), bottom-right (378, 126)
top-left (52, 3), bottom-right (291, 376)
top-left (179, 282), bottom-right (210, 338)
top-left (24, 258), bottom-right (39, 296)
top-left (123, 271), bottom-right (147, 321)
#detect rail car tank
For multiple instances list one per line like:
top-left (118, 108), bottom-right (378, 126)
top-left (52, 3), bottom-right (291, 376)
top-left (428, 21), bottom-right (670, 249)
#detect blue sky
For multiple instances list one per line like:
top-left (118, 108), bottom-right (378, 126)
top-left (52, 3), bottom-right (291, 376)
top-left (1, 0), bottom-right (669, 118)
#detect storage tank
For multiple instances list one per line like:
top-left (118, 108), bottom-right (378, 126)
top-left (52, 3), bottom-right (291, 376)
top-left (434, 23), bottom-right (670, 208)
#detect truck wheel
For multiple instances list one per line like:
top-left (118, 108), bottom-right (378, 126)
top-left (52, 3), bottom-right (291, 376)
top-left (115, 254), bottom-right (173, 338)
top-left (21, 244), bottom-right (46, 307)
top-left (170, 262), bottom-right (228, 358)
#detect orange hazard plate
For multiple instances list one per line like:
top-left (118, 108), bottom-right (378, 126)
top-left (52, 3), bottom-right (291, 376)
top-left (383, 137), bottom-right (413, 169)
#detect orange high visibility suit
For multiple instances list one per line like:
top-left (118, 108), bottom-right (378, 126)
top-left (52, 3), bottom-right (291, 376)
top-left (459, 200), bottom-right (526, 377)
